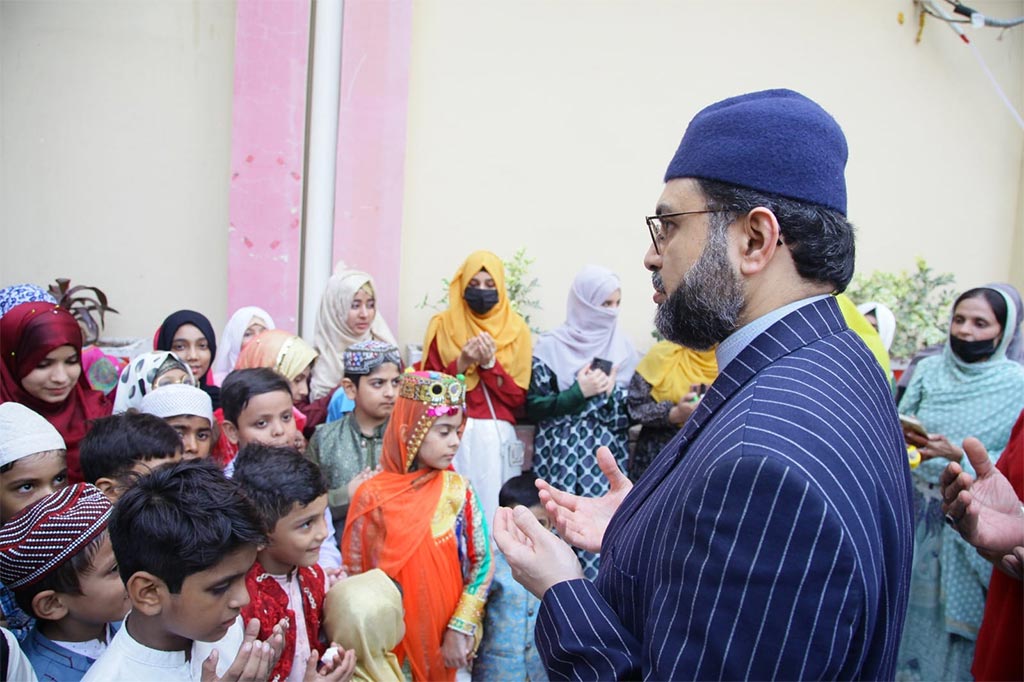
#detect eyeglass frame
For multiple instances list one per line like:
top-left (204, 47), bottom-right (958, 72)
top-left (645, 210), bottom-right (719, 255)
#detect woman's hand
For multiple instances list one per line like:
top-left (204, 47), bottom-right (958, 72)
top-left (441, 629), bottom-right (474, 670)
top-left (476, 332), bottom-right (496, 368)
top-left (576, 366), bottom-right (605, 398)
top-left (918, 434), bottom-right (963, 463)
top-left (457, 337), bottom-right (484, 374)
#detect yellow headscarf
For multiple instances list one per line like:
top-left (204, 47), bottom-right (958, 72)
top-left (636, 340), bottom-right (719, 404)
top-left (835, 293), bottom-right (892, 378)
top-left (422, 250), bottom-right (532, 391)
top-left (323, 569), bottom-right (404, 682)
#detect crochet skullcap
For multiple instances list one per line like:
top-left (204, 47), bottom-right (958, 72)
top-left (664, 89), bottom-right (849, 215)
top-left (0, 402), bottom-right (66, 467)
top-left (0, 483), bottom-right (112, 589)
top-left (140, 383), bottom-right (214, 424)
top-left (343, 340), bottom-right (402, 376)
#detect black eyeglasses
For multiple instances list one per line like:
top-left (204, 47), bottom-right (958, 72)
top-left (645, 210), bottom-right (718, 255)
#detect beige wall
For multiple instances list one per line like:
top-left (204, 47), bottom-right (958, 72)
top-left (0, 0), bottom-right (236, 339)
top-left (2, 0), bottom-right (1021, 352)
top-left (398, 0), bottom-right (1024, 353)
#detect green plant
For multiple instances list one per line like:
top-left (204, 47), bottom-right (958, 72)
top-left (416, 248), bottom-right (542, 332)
top-left (48, 278), bottom-right (119, 345)
top-left (845, 257), bottom-right (956, 362)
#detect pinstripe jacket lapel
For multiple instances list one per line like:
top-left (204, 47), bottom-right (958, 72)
top-left (607, 296), bottom-right (849, 536)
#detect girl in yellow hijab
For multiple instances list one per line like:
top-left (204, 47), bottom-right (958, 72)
top-left (421, 250), bottom-right (531, 529)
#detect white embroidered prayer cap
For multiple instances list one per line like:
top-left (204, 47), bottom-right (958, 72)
top-left (0, 403), bottom-right (66, 467)
top-left (139, 384), bottom-right (214, 425)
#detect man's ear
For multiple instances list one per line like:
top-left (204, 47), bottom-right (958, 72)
top-left (94, 477), bottom-right (121, 502)
top-left (31, 590), bottom-right (68, 622)
top-left (126, 572), bottom-right (167, 616)
top-left (341, 377), bottom-right (357, 400)
top-left (736, 206), bottom-right (782, 277)
top-left (220, 420), bottom-right (239, 445)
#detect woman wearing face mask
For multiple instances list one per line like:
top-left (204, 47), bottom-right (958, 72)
top-left (527, 265), bottom-right (637, 579)
top-left (0, 302), bottom-right (112, 482)
top-left (895, 285), bottom-right (1024, 681)
top-left (420, 250), bottom-right (532, 528)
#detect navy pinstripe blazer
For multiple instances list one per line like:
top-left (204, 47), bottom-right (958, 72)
top-left (535, 296), bottom-right (914, 681)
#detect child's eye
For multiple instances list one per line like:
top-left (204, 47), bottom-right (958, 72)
top-left (17, 482), bottom-right (34, 493)
top-left (282, 412), bottom-right (292, 422)
top-left (109, 563), bottom-right (120, 575)
top-left (255, 420), bottom-right (267, 428)
top-left (197, 431), bottom-right (211, 441)
top-left (53, 473), bottom-right (67, 484)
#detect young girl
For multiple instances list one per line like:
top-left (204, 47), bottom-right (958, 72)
top-left (420, 251), bottom-right (531, 529)
top-left (0, 302), bottom-right (111, 482)
top-left (310, 265), bottom-right (397, 402)
top-left (112, 350), bottom-right (195, 413)
top-left (154, 310), bottom-right (220, 408)
top-left (528, 265), bottom-right (637, 579)
top-left (211, 306), bottom-right (276, 384)
top-left (342, 371), bottom-right (492, 682)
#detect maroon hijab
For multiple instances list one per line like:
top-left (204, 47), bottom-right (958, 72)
top-left (0, 302), bottom-right (110, 482)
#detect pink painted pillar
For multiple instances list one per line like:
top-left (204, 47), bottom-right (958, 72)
top-left (227, 0), bottom-right (311, 332)
top-left (332, 0), bottom-right (413, 336)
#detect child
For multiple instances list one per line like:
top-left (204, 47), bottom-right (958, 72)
top-left (140, 383), bottom-right (215, 460)
top-left (78, 412), bottom-right (183, 501)
top-left (0, 402), bottom-right (69, 641)
top-left (305, 340), bottom-right (402, 535)
top-left (0, 484), bottom-right (129, 681)
top-left (342, 371), bottom-right (493, 682)
top-left (233, 444), bottom-right (355, 682)
top-left (82, 459), bottom-right (287, 681)
top-left (472, 473), bottom-right (549, 682)
top-left (221, 368), bottom-right (342, 571)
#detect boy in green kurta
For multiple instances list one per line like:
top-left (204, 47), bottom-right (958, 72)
top-left (305, 341), bottom-right (402, 537)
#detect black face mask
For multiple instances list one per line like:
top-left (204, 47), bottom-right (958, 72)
top-left (949, 334), bottom-right (998, 363)
top-left (464, 287), bottom-right (499, 315)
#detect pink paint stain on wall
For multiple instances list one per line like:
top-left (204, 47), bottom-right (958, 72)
top-left (227, 0), bottom-right (311, 332)
top-left (332, 0), bottom-right (413, 336)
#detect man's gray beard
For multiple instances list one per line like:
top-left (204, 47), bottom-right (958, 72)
top-left (654, 228), bottom-right (744, 350)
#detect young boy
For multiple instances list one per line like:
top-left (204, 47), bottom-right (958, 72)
top-left (234, 443), bottom-right (355, 682)
top-left (222, 368), bottom-right (342, 570)
top-left (0, 402), bottom-right (69, 641)
top-left (82, 459), bottom-right (287, 681)
top-left (78, 412), bottom-right (183, 501)
top-left (0, 483), bottom-right (129, 681)
top-left (472, 472), bottom-right (549, 682)
top-left (305, 340), bottom-right (402, 536)
top-left (140, 383), bottom-right (215, 460)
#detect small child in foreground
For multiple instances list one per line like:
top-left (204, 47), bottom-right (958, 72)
top-left (342, 371), bottom-right (493, 682)
top-left (0, 484), bottom-right (129, 681)
top-left (0, 402), bottom-right (70, 641)
top-left (82, 459), bottom-right (285, 681)
top-left (233, 444), bottom-right (356, 682)
top-left (140, 383), bottom-right (216, 460)
top-left (78, 412), bottom-right (183, 501)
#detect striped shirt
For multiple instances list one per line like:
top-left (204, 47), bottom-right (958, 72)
top-left (535, 296), bottom-right (914, 680)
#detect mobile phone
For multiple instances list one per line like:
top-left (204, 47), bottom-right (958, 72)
top-left (899, 414), bottom-right (929, 439)
top-left (590, 358), bottom-right (613, 375)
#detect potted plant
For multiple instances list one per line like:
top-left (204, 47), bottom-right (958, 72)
top-left (48, 278), bottom-right (119, 345)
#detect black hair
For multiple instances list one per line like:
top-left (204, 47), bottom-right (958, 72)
top-left (697, 178), bottom-right (856, 292)
top-left (498, 471), bottom-right (541, 509)
top-left (220, 368), bottom-right (292, 425)
top-left (955, 288), bottom-right (1008, 332)
top-left (108, 458), bottom-right (265, 592)
top-left (232, 443), bottom-right (327, 532)
top-left (13, 530), bottom-right (107, 615)
top-left (79, 412), bottom-right (182, 484)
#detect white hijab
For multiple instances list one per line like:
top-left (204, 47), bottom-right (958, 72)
top-left (212, 306), bottom-right (275, 384)
top-left (856, 301), bottom-right (897, 352)
top-left (533, 265), bottom-right (638, 391)
top-left (113, 351), bottom-right (196, 414)
top-left (310, 265), bottom-right (396, 400)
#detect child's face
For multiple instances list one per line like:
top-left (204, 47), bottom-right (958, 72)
top-left (289, 364), bottom-right (313, 405)
top-left (260, 494), bottom-right (329, 575)
top-left (227, 390), bottom-right (297, 448)
top-left (346, 286), bottom-right (376, 337)
top-left (0, 450), bottom-right (68, 522)
top-left (345, 363), bottom-right (401, 423)
top-left (414, 412), bottom-right (463, 471)
top-left (165, 414), bottom-right (213, 460)
top-left (162, 544), bottom-right (256, 643)
top-left (58, 534), bottom-right (131, 626)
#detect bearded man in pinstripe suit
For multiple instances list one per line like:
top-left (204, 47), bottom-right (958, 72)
top-left (494, 89), bottom-right (914, 681)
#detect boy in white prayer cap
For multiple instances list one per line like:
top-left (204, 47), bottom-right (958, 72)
top-left (0, 401), bottom-right (69, 641)
top-left (139, 384), bottom-right (215, 460)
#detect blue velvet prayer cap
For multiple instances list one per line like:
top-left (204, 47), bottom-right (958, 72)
top-left (664, 89), bottom-right (848, 216)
